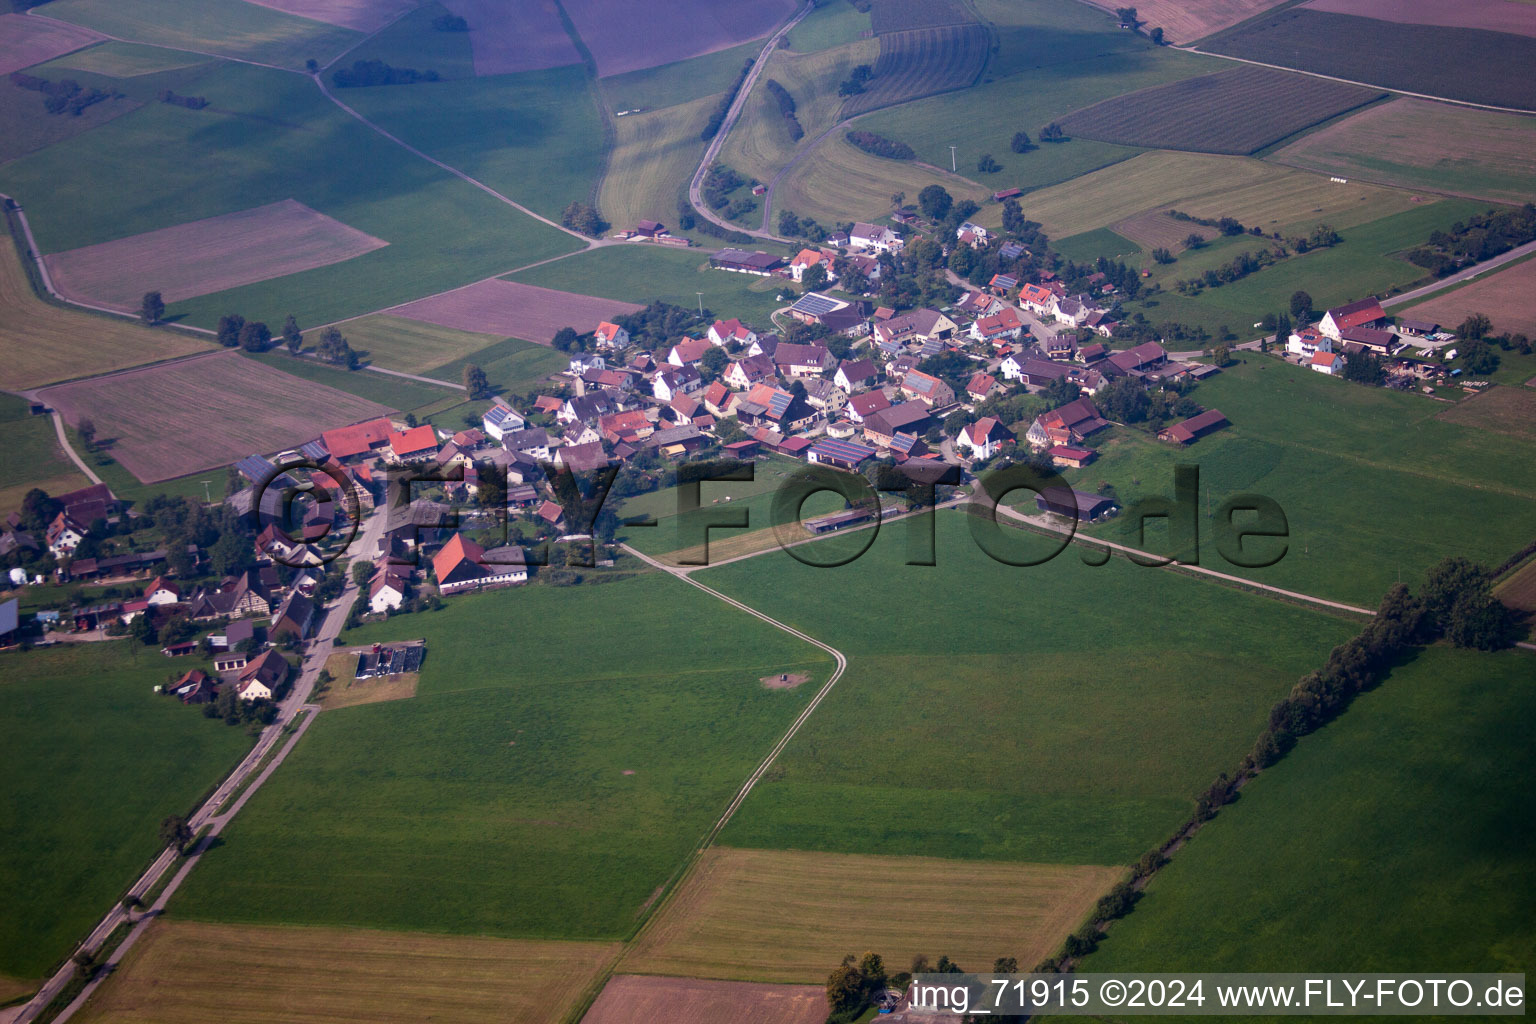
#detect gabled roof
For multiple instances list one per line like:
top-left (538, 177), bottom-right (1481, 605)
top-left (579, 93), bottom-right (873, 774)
top-left (810, 437), bottom-right (876, 464)
top-left (669, 338), bottom-right (712, 364)
top-left (774, 342), bottom-right (831, 367)
top-left (848, 390), bottom-right (891, 418)
top-left (967, 372), bottom-right (997, 396)
top-left (322, 417), bottom-right (394, 459)
top-left (389, 425), bottom-right (438, 456)
top-left (431, 532), bottom-right (486, 584)
top-left (837, 358), bottom-right (877, 383)
top-left (1325, 297), bottom-right (1386, 330)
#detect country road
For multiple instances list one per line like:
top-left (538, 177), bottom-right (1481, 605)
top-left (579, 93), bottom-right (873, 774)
top-left (1382, 239), bottom-right (1536, 308)
top-left (687, 2), bottom-right (812, 245)
top-left (16, 508), bottom-right (386, 1024)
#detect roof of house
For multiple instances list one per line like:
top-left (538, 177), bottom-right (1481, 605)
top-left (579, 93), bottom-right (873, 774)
top-left (976, 308), bottom-right (1023, 335)
top-left (810, 437), bottom-right (876, 464)
top-left (555, 440), bottom-right (609, 472)
top-left (838, 358), bottom-right (877, 382)
top-left (1326, 297), bottom-right (1387, 330)
top-left (963, 416), bottom-right (1008, 446)
top-left (1312, 351), bottom-right (1341, 367)
top-left (1163, 408), bottom-right (1229, 443)
top-left (389, 425), bottom-right (438, 455)
top-left (864, 402), bottom-right (930, 437)
top-left (1050, 445), bottom-right (1095, 460)
top-left (967, 372), bottom-right (997, 395)
top-left (848, 391), bottom-right (892, 418)
top-left (1340, 325), bottom-right (1395, 348)
top-left (713, 249), bottom-right (783, 270)
top-left (595, 321), bottom-right (625, 342)
top-left (322, 417), bottom-right (394, 459)
top-left (537, 499), bottom-right (564, 524)
top-left (774, 342), bottom-right (831, 367)
top-left (431, 532), bottom-right (485, 583)
top-left (902, 370), bottom-right (951, 400)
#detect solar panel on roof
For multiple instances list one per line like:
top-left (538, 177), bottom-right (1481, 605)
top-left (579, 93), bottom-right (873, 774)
top-left (790, 292), bottom-right (841, 317)
top-left (299, 441), bottom-right (328, 461)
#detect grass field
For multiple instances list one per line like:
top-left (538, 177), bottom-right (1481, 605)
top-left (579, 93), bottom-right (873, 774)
top-left (242, 350), bottom-right (455, 413)
top-left (719, 38), bottom-right (879, 194)
top-left (171, 573), bottom-right (834, 941)
top-left (695, 513), bottom-right (1356, 865)
top-left (329, 313), bottom-right (501, 376)
top-left (73, 920), bottom-right (619, 1024)
top-left (1121, 198), bottom-right (1493, 340)
top-left (602, 40), bottom-right (763, 113)
top-left (1002, 151), bottom-right (1430, 241)
top-left (38, 0), bottom-right (362, 71)
top-left (1060, 358), bottom-right (1536, 604)
top-left (1059, 66), bottom-right (1384, 156)
top-left (339, 65), bottom-right (605, 222)
top-left (838, 23), bottom-right (991, 118)
top-left (42, 41), bottom-right (211, 77)
top-left (0, 62), bottom-right (582, 330)
top-left (424, 335), bottom-right (568, 399)
top-left (1402, 254), bottom-right (1536, 339)
top-left (623, 847), bottom-right (1123, 982)
top-left (507, 245), bottom-right (791, 326)
top-left (0, 224), bottom-right (214, 391)
top-left (343, 0), bottom-right (476, 79)
top-left (1272, 97), bottom-right (1536, 206)
top-left (1435, 384), bottom-right (1536, 442)
top-left (1052, 226), bottom-right (1142, 262)
top-left (0, 643), bottom-right (254, 981)
top-left (1205, 8), bottom-right (1536, 111)
top-left (772, 130), bottom-right (990, 230)
top-left (599, 96), bottom-right (716, 237)
top-left (784, 0), bottom-right (871, 53)
top-left (1072, 646), bottom-right (1536, 986)
top-left (0, 395), bottom-right (88, 518)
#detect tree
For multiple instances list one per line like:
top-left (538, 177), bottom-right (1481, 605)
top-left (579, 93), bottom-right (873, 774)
top-left (1290, 289), bottom-right (1314, 320)
top-left (977, 153), bottom-right (1001, 173)
top-left (209, 530), bottom-right (248, 578)
top-left (1343, 351), bottom-right (1386, 386)
top-left (139, 290), bottom-right (165, 325)
top-left (1460, 339), bottom-right (1500, 375)
top-left (463, 363), bottom-right (490, 398)
top-left (1010, 130), bottom-right (1034, 153)
top-left (890, 190), bottom-right (905, 210)
top-left (560, 201), bottom-right (609, 238)
top-left (77, 417), bottom-right (96, 448)
top-left (1184, 233), bottom-right (1205, 250)
top-left (282, 314), bottom-right (303, 353)
top-left (1040, 122), bottom-right (1067, 142)
top-left (551, 326), bottom-right (581, 352)
top-left (216, 313), bottom-right (245, 348)
top-left (1457, 312), bottom-right (1493, 341)
top-left (699, 345), bottom-right (729, 379)
top-left (1151, 246), bottom-right (1174, 264)
top-left (1212, 344), bottom-right (1232, 367)
top-left (1149, 25), bottom-right (1164, 43)
top-left (317, 326), bottom-right (352, 365)
top-left (351, 562), bottom-right (372, 588)
top-left (159, 814), bottom-right (193, 853)
top-left (305, 58), bottom-right (319, 73)
top-left (918, 184), bottom-right (952, 221)
top-left (801, 262), bottom-right (828, 291)
top-left (238, 320), bottom-right (272, 352)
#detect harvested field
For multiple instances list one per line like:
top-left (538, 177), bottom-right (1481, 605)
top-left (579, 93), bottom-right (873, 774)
top-left (583, 975), bottom-right (825, 1024)
top-left (438, 0), bottom-right (583, 75)
top-left (1011, 151), bottom-right (1427, 239)
top-left (0, 224), bottom-right (213, 390)
top-left (1111, 209), bottom-right (1217, 251)
top-left (36, 351), bottom-right (393, 483)
top-left (1435, 384), bottom-right (1536, 442)
top-left (1060, 66), bottom-right (1385, 156)
top-left (622, 847), bottom-right (1121, 983)
top-left (44, 199), bottom-right (388, 314)
top-left (840, 23), bottom-right (990, 117)
top-left (1495, 558), bottom-right (1536, 620)
top-left (1403, 257), bottom-right (1536, 338)
top-left (0, 13), bottom-right (104, 75)
top-left (774, 131), bottom-right (989, 230)
top-left (244, 0), bottom-right (418, 33)
top-left (562, 0), bottom-right (797, 77)
top-left (1273, 98), bottom-right (1536, 206)
top-left (1305, 0), bottom-right (1536, 38)
top-left (1074, 0), bottom-right (1290, 44)
top-left (73, 919), bottom-right (619, 1024)
top-left (1205, 9), bottom-right (1536, 111)
top-left (392, 279), bottom-right (643, 344)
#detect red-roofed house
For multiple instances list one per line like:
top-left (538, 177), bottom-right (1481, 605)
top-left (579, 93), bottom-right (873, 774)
top-left (1018, 283), bottom-right (1055, 317)
top-left (1319, 297), bottom-right (1386, 341)
top-left (145, 576), bottom-right (180, 606)
top-left (966, 372), bottom-right (1000, 402)
top-left (958, 417), bottom-right (1011, 460)
top-left (388, 425), bottom-right (438, 461)
top-left (846, 390), bottom-right (891, 425)
top-left (593, 321), bottom-right (629, 350)
top-left (789, 248), bottom-right (836, 284)
top-left (1310, 350), bottom-right (1345, 376)
top-left (708, 318), bottom-right (757, 347)
top-left (432, 533), bottom-right (526, 594)
top-left (322, 417), bottom-right (394, 461)
top-left (668, 338), bottom-right (712, 367)
top-left (1159, 409), bottom-right (1229, 445)
top-left (971, 307), bottom-right (1025, 344)
top-left (599, 409), bottom-right (654, 443)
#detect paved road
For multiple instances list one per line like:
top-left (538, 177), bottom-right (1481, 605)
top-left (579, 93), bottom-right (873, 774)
top-left (1382, 239), bottom-right (1536, 309)
top-left (16, 509), bottom-right (385, 1024)
top-left (687, 3), bottom-right (812, 244)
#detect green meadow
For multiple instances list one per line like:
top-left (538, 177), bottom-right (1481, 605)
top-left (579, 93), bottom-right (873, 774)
top-left (1071, 645), bottom-right (1536, 1003)
top-left (1053, 358), bottom-right (1536, 606)
top-left (0, 643), bottom-right (254, 981)
top-left (171, 573), bottom-right (833, 940)
top-left (0, 63), bottom-right (581, 330)
top-left (701, 511), bottom-right (1356, 865)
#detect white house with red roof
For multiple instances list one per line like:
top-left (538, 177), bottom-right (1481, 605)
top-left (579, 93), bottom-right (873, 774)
top-left (1018, 283), bottom-right (1056, 317)
top-left (970, 307), bottom-right (1024, 344)
top-left (789, 248), bottom-right (837, 284)
top-left (145, 576), bottom-right (180, 606)
top-left (1311, 350), bottom-right (1345, 376)
top-left (708, 319), bottom-right (756, 347)
top-left (958, 417), bottom-right (1010, 460)
top-left (593, 321), bottom-right (629, 350)
top-left (45, 512), bottom-right (86, 557)
top-left (667, 338), bottom-right (712, 367)
top-left (1319, 297), bottom-right (1386, 341)
top-left (846, 390), bottom-right (891, 425)
top-left (388, 425), bottom-right (439, 461)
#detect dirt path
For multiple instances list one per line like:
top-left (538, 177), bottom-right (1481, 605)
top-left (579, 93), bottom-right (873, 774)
top-left (51, 411), bottom-right (100, 485)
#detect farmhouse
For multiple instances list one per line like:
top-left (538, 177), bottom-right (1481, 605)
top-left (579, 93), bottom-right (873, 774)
top-left (388, 425), bottom-right (439, 462)
top-left (369, 568), bottom-right (407, 613)
top-left (1339, 326), bottom-right (1396, 355)
top-left (1019, 283), bottom-right (1056, 317)
top-left (724, 354), bottom-right (777, 389)
top-left (321, 417), bottom-right (394, 462)
top-left (432, 533), bottom-right (527, 594)
top-left (46, 513), bottom-right (86, 557)
top-left (170, 669), bottom-right (217, 705)
top-left (592, 321), bottom-right (629, 350)
top-left (957, 291), bottom-right (1003, 317)
top-left (850, 222), bottom-right (902, 252)
top-left (667, 339), bottom-right (711, 367)
top-left (1319, 297), bottom-right (1387, 341)
top-left (862, 403), bottom-right (930, 448)
top-left (711, 249), bottom-right (783, 275)
top-left (1311, 351), bottom-right (1346, 376)
top-left (270, 591), bottom-right (316, 642)
top-left (1107, 342), bottom-right (1168, 374)
top-left (1287, 327), bottom-right (1327, 358)
top-left (237, 650), bottom-right (290, 701)
top-left (1025, 397), bottom-right (1109, 448)
top-left (1050, 445), bottom-right (1096, 469)
top-left (1159, 409), bottom-right (1230, 445)
top-left (789, 248), bottom-right (837, 284)
top-left (966, 372), bottom-right (1000, 402)
top-left (958, 417), bottom-right (1011, 460)
top-left (654, 365), bottom-right (703, 400)
top-left (554, 441), bottom-right (610, 473)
